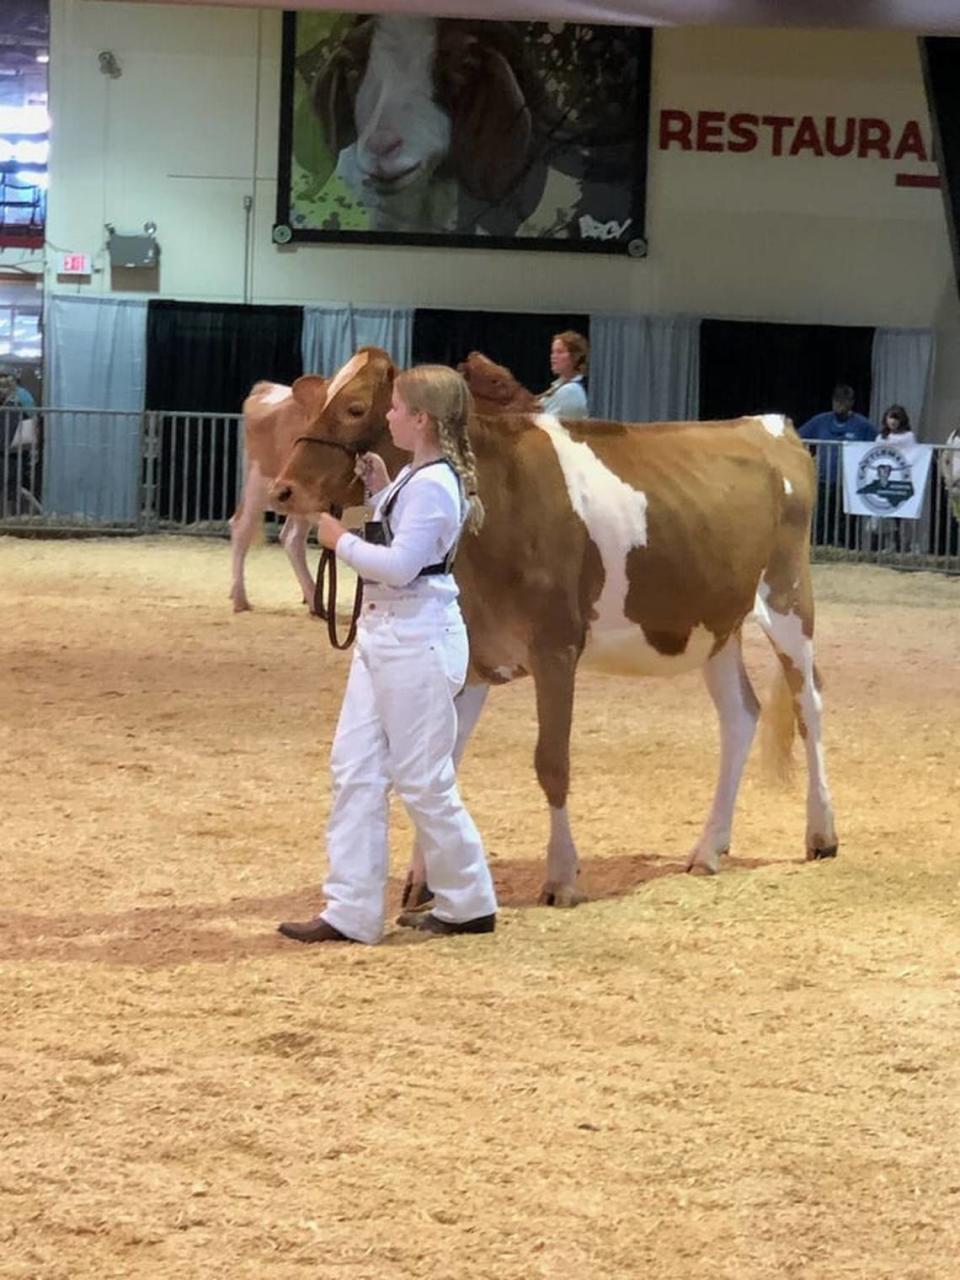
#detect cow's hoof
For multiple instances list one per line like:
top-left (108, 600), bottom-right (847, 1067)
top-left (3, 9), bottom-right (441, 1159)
top-left (232, 599), bottom-right (252, 613)
top-left (400, 876), bottom-right (433, 911)
top-left (685, 846), bottom-right (726, 875)
top-left (807, 843), bottom-right (839, 861)
top-left (537, 885), bottom-right (583, 908)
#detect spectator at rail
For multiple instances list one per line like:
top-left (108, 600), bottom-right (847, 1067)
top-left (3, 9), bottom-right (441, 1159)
top-left (1, 369), bottom-right (41, 515)
top-left (797, 384), bottom-right (877, 546)
top-left (538, 330), bottom-right (589, 419)
top-left (2, 369), bottom-right (36, 413)
top-left (877, 403), bottom-right (915, 445)
top-left (869, 403), bottom-right (917, 554)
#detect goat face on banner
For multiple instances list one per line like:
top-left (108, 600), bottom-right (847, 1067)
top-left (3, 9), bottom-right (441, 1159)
top-left (310, 15), bottom-right (538, 233)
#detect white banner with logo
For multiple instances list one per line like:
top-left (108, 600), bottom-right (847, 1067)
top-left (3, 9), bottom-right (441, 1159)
top-left (842, 441), bottom-right (933, 519)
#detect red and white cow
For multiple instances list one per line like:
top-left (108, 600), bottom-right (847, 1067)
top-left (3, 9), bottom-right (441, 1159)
top-left (269, 348), bottom-right (838, 905)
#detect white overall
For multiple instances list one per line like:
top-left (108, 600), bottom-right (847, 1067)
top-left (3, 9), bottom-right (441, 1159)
top-left (320, 463), bottom-right (497, 944)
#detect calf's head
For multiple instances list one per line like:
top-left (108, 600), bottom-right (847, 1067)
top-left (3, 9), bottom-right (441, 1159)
top-left (458, 350), bottom-right (537, 414)
top-left (271, 347), bottom-right (396, 517)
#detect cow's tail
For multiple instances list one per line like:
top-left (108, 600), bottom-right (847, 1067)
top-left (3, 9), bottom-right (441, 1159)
top-left (758, 662), bottom-right (797, 785)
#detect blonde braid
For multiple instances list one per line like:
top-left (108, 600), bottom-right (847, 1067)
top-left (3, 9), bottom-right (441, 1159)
top-left (395, 364), bottom-right (485, 533)
top-left (437, 417), bottom-right (484, 533)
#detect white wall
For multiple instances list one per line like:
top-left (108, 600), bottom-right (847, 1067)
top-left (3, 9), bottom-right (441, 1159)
top-left (42, 0), bottom-right (960, 436)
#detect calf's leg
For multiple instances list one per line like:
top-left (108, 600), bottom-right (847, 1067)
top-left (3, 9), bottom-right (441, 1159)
top-left (279, 516), bottom-right (317, 610)
top-left (687, 632), bottom-right (760, 875)
top-left (229, 479), bottom-right (267, 612)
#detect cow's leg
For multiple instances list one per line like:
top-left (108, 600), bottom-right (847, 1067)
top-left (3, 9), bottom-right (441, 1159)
top-left (229, 477), bottom-right (268, 612)
top-left (529, 644), bottom-right (581, 907)
top-left (754, 594), bottom-right (838, 860)
top-left (687, 632), bottom-right (760, 875)
top-left (279, 516), bottom-right (317, 610)
top-left (402, 682), bottom-right (490, 909)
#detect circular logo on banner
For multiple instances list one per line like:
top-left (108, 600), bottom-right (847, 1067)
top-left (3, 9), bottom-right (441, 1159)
top-left (855, 445), bottom-right (915, 513)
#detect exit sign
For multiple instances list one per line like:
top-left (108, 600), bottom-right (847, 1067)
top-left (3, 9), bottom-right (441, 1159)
top-left (58, 252), bottom-right (91, 275)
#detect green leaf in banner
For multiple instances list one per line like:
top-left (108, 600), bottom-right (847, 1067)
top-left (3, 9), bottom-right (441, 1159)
top-left (293, 96), bottom-right (335, 184)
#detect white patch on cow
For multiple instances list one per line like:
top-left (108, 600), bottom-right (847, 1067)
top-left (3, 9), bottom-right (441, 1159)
top-left (535, 413), bottom-right (715, 677)
top-left (534, 411), bottom-right (647, 611)
top-left (260, 383), bottom-right (288, 406)
top-left (584, 623), bottom-right (716, 677)
top-left (783, 477), bottom-right (793, 495)
top-left (323, 350), bottom-right (370, 409)
top-left (493, 665), bottom-right (519, 682)
top-left (755, 413), bottom-right (786, 438)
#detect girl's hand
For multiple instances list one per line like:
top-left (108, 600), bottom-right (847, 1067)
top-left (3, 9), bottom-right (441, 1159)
top-left (355, 451), bottom-right (390, 495)
top-left (316, 512), bottom-right (347, 550)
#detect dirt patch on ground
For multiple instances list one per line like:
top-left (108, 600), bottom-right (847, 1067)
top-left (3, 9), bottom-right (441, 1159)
top-left (2, 536), bottom-right (959, 1279)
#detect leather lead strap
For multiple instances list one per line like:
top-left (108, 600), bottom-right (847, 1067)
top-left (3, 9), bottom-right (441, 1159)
top-left (313, 504), bottom-right (364, 651)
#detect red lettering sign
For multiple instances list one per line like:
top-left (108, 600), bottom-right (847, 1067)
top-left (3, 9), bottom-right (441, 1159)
top-left (656, 109), bottom-right (935, 185)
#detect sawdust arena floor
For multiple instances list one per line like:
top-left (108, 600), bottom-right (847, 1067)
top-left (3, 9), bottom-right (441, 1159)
top-left (1, 534), bottom-right (959, 1280)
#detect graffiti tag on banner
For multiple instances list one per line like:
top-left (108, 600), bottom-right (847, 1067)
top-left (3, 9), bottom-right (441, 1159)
top-left (842, 441), bottom-right (933, 519)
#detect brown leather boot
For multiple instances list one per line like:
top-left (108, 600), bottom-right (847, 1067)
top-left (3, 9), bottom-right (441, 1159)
top-left (277, 917), bottom-right (355, 944)
top-left (395, 910), bottom-right (495, 936)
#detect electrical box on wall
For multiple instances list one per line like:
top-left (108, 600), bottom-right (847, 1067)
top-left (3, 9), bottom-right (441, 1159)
top-left (105, 223), bottom-right (160, 268)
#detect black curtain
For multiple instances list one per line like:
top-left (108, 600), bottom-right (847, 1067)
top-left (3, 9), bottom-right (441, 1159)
top-left (145, 301), bottom-right (304, 523)
top-left (920, 38), bottom-right (960, 304)
top-left (698, 319), bottom-right (875, 429)
top-left (412, 309), bottom-right (590, 399)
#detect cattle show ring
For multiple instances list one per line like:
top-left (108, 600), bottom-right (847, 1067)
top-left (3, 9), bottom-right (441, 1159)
top-left (4, 0), bottom-right (960, 1276)
top-left (3, 511), bottom-right (959, 1277)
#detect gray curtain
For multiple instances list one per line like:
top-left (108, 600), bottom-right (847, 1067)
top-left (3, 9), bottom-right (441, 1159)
top-left (869, 327), bottom-right (936, 439)
top-left (302, 305), bottom-right (413, 375)
top-left (588, 314), bottom-right (700, 422)
top-left (43, 295), bottom-right (148, 521)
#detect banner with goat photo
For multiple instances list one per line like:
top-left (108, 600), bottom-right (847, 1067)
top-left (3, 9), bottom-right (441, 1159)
top-left (275, 11), bottom-right (651, 255)
top-left (842, 440), bottom-right (934, 519)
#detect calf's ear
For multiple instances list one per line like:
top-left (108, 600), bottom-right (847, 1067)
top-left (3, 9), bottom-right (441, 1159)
top-left (291, 375), bottom-right (329, 418)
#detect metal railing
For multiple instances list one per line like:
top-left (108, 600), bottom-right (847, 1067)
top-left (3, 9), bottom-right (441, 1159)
top-left (0, 406), bottom-right (245, 534)
top-left (2, 410), bottom-right (958, 573)
top-left (805, 439), bottom-right (959, 575)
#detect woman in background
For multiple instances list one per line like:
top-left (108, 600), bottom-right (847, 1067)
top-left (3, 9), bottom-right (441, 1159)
top-left (538, 330), bottom-right (589, 419)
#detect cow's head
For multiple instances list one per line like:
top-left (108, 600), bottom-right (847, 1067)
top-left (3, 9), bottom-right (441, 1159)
top-left (458, 350), bottom-right (536, 414)
top-left (271, 347), bottom-right (396, 516)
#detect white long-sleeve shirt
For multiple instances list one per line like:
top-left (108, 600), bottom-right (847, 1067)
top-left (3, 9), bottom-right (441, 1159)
top-left (877, 429), bottom-right (917, 447)
top-left (335, 462), bottom-right (465, 603)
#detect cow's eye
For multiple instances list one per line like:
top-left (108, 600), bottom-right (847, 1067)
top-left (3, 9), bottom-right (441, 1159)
top-left (346, 403), bottom-right (365, 418)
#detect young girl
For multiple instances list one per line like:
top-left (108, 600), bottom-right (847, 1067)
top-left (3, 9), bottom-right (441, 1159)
top-left (878, 403), bottom-right (916, 445)
top-left (871, 404), bottom-right (917, 553)
top-left (278, 365), bottom-right (497, 945)
top-left (538, 330), bottom-right (589, 419)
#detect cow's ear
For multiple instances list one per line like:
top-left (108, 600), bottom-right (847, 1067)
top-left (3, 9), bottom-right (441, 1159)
top-left (291, 375), bottom-right (329, 417)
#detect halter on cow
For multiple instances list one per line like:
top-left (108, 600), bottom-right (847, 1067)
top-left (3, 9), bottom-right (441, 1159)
top-left (270, 347), bottom-right (838, 906)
